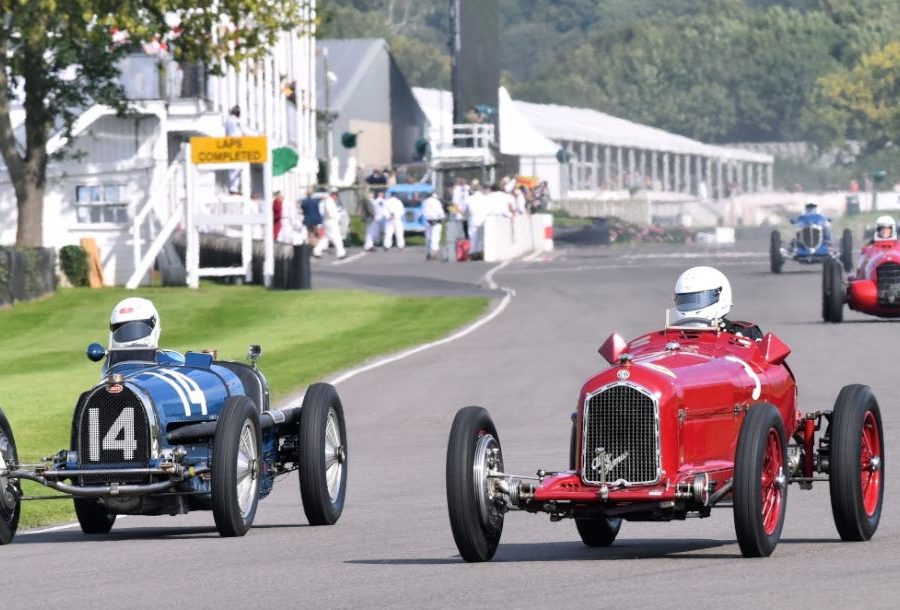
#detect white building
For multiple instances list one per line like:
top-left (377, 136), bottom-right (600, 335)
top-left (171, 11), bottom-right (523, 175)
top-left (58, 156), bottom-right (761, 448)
top-left (0, 3), bottom-right (318, 286)
top-left (414, 86), bottom-right (774, 201)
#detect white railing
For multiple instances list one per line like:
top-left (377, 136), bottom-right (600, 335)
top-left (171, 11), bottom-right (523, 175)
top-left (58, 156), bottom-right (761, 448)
top-left (126, 152), bottom-right (186, 289)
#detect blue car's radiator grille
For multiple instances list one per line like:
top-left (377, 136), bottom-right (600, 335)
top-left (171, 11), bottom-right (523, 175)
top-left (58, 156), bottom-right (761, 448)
top-left (798, 226), bottom-right (823, 250)
top-left (76, 386), bottom-right (151, 484)
top-left (582, 383), bottom-right (660, 486)
top-left (877, 262), bottom-right (900, 307)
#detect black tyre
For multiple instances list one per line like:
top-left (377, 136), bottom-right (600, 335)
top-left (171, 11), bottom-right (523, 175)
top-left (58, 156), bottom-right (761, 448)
top-left (74, 498), bottom-right (116, 535)
top-left (0, 408), bottom-right (21, 545)
top-left (299, 383), bottom-right (347, 525)
top-left (733, 403), bottom-right (788, 558)
top-left (829, 384), bottom-right (884, 541)
top-left (840, 228), bottom-right (854, 272)
top-left (446, 406), bottom-right (504, 562)
top-left (822, 258), bottom-right (844, 323)
top-left (211, 396), bottom-right (261, 537)
top-left (770, 231), bottom-right (784, 274)
top-left (569, 422), bottom-right (621, 547)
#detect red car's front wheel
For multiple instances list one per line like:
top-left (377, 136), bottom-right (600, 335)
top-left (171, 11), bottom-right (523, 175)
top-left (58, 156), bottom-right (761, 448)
top-left (733, 403), bottom-right (788, 557)
top-left (829, 384), bottom-right (884, 541)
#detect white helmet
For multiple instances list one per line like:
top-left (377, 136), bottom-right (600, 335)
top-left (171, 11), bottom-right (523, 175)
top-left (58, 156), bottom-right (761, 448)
top-left (673, 266), bottom-right (732, 325)
top-left (874, 215), bottom-right (896, 242)
top-left (109, 298), bottom-right (160, 350)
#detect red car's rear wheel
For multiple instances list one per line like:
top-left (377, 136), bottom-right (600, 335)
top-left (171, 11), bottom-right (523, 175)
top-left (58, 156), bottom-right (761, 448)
top-left (829, 384), bottom-right (884, 541)
top-left (733, 403), bottom-right (787, 557)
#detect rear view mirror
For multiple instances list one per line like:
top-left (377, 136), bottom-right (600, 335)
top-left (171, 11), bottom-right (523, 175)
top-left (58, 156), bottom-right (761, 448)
top-left (598, 333), bottom-right (627, 365)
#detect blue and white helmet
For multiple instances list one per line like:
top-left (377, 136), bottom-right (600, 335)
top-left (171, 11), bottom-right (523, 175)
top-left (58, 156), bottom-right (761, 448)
top-left (673, 266), bottom-right (732, 325)
top-left (108, 298), bottom-right (160, 350)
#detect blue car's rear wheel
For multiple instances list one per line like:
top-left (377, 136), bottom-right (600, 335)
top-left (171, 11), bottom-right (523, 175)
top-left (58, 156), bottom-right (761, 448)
top-left (212, 396), bottom-right (261, 537)
top-left (0, 408), bottom-right (21, 545)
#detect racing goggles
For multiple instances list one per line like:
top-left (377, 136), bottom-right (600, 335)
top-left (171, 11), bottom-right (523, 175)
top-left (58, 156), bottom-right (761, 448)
top-left (674, 287), bottom-right (721, 312)
top-left (110, 319), bottom-right (155, 343)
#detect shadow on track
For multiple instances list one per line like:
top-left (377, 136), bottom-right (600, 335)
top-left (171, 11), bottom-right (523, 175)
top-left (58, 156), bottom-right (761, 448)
top-left (14, 522), bottom-right (309, 545)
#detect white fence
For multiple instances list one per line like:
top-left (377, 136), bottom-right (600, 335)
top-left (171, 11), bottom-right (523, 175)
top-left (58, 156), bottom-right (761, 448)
top-left (482, 213), bottom-right (553, 262)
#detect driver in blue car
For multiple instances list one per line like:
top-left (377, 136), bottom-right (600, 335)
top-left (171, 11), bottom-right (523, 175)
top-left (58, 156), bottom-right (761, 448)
top-left (106, 297), bottom-right (161, 367)
top-left (794, 202), bottom-right (832, 245)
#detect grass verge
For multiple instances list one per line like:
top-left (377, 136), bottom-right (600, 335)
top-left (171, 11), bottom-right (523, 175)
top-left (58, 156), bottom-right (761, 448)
top-left (0, 284), bottom-right (488, 527)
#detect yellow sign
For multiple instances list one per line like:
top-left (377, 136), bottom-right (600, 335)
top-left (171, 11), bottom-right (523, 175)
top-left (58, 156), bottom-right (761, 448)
top-left (190, 136), bottom-right (269, 164)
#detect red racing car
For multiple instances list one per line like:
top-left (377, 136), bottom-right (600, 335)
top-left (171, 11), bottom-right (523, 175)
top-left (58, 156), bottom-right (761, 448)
top-left (447, 267), bottom-right (883, 562)
top-left (823, 215), bottom-right (900, 322)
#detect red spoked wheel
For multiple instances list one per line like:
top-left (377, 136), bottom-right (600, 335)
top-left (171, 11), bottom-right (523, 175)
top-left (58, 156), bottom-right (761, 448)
top-left (733, 403), bottom-right (788, 557)
top-left (760, 428), bottom-right (785, 536)
top-left (830, 384), bottom-right (884, 541)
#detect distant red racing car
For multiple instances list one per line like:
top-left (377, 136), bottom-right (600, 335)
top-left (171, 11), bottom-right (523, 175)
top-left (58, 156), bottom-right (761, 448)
top-left (823, 215), bottom-right (900, 322)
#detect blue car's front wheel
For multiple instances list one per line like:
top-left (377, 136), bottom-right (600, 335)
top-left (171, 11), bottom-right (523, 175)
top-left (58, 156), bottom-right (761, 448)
top-left (211, 396), bottom-right (261, 537)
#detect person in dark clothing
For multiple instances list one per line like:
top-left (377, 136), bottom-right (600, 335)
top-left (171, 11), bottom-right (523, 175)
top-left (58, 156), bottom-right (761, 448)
top-left (300, 190), bottom-right (323, 246)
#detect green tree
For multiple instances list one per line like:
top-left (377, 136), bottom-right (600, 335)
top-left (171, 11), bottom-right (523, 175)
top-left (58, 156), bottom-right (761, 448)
top-left (805, 41), bottom-right (900, 153)
top-left (0, 0), bottom-right (303, 247)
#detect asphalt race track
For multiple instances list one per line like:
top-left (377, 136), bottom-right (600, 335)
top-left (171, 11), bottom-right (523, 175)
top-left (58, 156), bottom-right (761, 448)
top-left (5, 237), bottom-right (899, 609)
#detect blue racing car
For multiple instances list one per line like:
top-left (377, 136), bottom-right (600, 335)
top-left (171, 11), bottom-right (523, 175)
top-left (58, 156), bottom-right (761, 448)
top-left (0, 297), bottom-right (347, 544)
top-left (386, 183), bottom-right (434, 233)
top-left (770, 202), bottom-right (853, 273)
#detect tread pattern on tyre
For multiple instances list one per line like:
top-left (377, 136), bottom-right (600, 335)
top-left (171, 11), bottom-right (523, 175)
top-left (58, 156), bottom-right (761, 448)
top-left (446, 406), bottom-right (503, 562)
top-left (829, 384), bottom-right (884, 542)
top-left (822, 259), bottom-right (844, 322)
top-left (0, 409), bottom-right (20, 545)
top-left (733, 403), bottom-right (787, 558)
top-left (299, 383), bottom-right (347, 526)
top-left (211, 396), bottom-right (261, 537)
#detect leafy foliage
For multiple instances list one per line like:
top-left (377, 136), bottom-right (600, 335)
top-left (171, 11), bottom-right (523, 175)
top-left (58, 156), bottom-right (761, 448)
top-left (321, 0), bottom-right (900, 154)
top-left (59, 245), bottom-right (89, 287)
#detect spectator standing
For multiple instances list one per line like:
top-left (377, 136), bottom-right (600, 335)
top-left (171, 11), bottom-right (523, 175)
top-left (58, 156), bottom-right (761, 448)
top-left (383, 191), bottom-right (406, 250)
top-left (224, 105), bottom-right (243, 194)
top-left (272, 190), bottom-right (284, 240)
top-left (385, 168), bottom-right (397, 186)
top-left (313, 189), bottom-right (346, 259)
top-left (364, 189), bottom-right (386, 251)
top-left (300, 189), bottom-right (323, 247)
top-left (422, 191), bottom-right (446, 260)
top-left (366, 168), bottom-right (387, 186)
top-left (466, 183), bottom-right (489, 257)
top-left (514, 186), bottom-right (528, 215)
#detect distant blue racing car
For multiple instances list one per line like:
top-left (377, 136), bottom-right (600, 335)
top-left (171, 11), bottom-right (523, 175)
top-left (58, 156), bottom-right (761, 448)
top-left (770, 203), bottom-right (853, 273)
top-left (0, 306), bottom-right (347, 543)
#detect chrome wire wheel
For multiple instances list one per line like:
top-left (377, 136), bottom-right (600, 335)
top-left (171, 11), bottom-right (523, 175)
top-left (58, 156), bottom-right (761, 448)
top-left (324, 407), bottom-right (345, 503)
top-left (236, 419), bottom-right (260, 518)
top-left (472, 432), bottom-right (503, 530)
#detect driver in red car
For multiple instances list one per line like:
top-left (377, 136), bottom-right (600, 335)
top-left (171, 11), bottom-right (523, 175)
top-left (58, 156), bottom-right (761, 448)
top-left (873, 215), bottom-right (896, 243)
top-left (673, 265), bottom-right (763, 339)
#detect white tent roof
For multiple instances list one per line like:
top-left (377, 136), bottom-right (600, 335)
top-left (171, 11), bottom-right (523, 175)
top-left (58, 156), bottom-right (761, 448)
top-left (413, 87), bottom-right (772, 165)
top-left (498, 87), bottom-right (559, 157)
